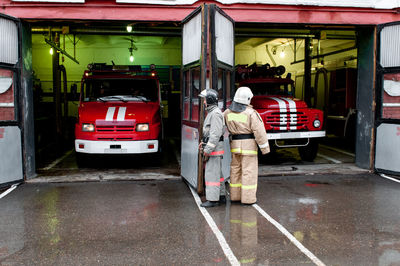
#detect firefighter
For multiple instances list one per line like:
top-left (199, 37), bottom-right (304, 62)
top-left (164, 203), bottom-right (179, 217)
top-left (199, 89), bottom-right (226, 208)
top-left (223, 86), bottom-right (270, 204)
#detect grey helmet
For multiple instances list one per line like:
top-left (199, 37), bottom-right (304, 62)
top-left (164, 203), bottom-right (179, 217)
top-left (200, 89), bottom-right (219, 105)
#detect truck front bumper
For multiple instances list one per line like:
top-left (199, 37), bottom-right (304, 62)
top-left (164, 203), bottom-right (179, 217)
top-left (75, 139), bottom-right (159, 154)
top-left (267, 131), bottom-right (326, 140)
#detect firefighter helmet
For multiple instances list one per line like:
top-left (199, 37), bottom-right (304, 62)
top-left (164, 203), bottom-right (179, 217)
top-left (200, 89), bottom-right (219, 105)
top-left (233, 86), bottom-right (253, 105)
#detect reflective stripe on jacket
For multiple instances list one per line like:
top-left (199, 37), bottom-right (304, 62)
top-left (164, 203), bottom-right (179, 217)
top-left (223, 105), bottom-right (270, 155)
top-left (203, 105), bottom-right (225, 156)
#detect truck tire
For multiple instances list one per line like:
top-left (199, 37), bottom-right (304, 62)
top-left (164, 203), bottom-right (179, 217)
top-left (298, 139), bottom-right (319, 162)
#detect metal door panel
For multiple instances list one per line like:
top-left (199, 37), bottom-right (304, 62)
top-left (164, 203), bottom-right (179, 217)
top-left (0, 127), bottom-right (23, 184)
top-left (181, 125), bottom-right (199, 188)
top-left (181, 4), bottom-right (235, 192)
top-left (375, 123), bottom-right (400, 173)
top-left (0, 13), bottom-right (23, 186)
top-left (376, 22), bottom-right (400, 175)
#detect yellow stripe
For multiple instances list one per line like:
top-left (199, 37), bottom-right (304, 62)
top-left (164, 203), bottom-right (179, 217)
top-left (227, 113), bottom-right (248, 123)
top-left (240, 258), bottom-right (256, 264)
top-left (230, 219), bottom-right (242, 224)
top-left (242, 221), bottom-right (257, 227)
top-left (241, 150), bottom-right (257, 155)
top-left (231, 148), bottom-right (257, 155)
top-left (230, 183), bottom-right (242, 188)
top-left (242, 184), bottom-right (257, 190)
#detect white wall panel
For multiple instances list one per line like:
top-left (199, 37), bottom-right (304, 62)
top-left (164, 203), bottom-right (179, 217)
top-left (182, 12), bottom-right (202, 66)
top-left (380, 25), bottom-right (400, 68)
top-left (215, 11), bottom-right (234, 67)
top-left (0, 18), bottom-right (18, 65)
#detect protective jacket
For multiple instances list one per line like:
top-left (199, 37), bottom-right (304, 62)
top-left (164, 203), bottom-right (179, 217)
top-left (224, 105), bottom-right (269, 204)
top-left (203, 105), bottom-right (225, 156)
top-left (202, 104), bottom-right (225, 202)
top-left (224, 106), bottom-right (269, 155)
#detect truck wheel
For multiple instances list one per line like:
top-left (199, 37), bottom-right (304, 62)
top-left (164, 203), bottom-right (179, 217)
top-left (298, 139), bottom-right (319, 162)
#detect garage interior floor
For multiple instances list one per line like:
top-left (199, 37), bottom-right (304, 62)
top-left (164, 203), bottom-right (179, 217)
top-left (30, 135), bottom-right (369, 184)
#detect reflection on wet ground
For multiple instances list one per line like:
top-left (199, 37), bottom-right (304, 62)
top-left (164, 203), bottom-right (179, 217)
top-left (1, 173), bottom-right (400, 265)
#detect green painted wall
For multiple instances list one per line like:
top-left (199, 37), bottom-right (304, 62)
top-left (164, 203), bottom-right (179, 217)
top-left (32, 34), bottom-right (182, 90)
top-left (32, 34), bottom-right (182, 117)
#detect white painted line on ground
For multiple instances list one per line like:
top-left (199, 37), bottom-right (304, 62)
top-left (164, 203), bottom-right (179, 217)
top-left (0, 183), bottom-right (19, 199)
top-left (41, 149), bottom-right (74, 170)
top-left (317, 153), bottom-right (342, 164)
top-left (189, 186), bottom-right (240, 266)
top-left (380, 174), bottom-right (400, 184)
top-left (253, 204), bottom-right (326, 266)
top-left (320, 145), bottom-right (355, 157)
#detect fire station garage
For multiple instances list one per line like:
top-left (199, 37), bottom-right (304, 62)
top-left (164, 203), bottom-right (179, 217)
top-left (2, 0), bottom-right (400, 185)
top-left (29, 21), bottom-right (183, 169)
top-left (26, 21), bottom-right (361, 169)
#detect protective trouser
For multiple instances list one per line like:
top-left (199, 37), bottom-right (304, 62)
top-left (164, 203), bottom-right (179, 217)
top-left (229, 153), bottom-right (258, 204)
top-left (204, 155), bottom-right (225, 201)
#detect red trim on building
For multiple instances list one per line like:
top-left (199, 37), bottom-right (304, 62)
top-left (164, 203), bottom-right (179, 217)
top-left (1, 0), bottom-right (400, 24)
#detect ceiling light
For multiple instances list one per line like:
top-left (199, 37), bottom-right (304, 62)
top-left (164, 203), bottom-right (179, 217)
top-left (280, 51), bottom-right (285, 58)
top-left (50, 47), bottom-right (54, 55)
top-left (127, 25), bottom-right (132, 33)
top-left (129, 54), bottom-right (134, 62)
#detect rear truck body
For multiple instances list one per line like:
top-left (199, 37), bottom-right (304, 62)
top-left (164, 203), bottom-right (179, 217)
top-left (75, 64), bottom-right (162, 156)
top-left (236, 64), bottom-right (326, 161)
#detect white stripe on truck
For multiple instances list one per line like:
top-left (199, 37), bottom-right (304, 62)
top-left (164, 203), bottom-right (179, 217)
top-left (117, 107), bottom-right (126, 121)
top-left (284, 97), bottom-right (298, 130)
top-left (270, 97), bottom-right (287, 130)
top-left (106, 107), bottom-right (116, 121)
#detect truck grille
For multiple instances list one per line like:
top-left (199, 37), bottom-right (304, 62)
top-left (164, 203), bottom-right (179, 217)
top-left (265, 112), bottom-right (308, 131)
top-left (96, 125), bottom-right (135, 132)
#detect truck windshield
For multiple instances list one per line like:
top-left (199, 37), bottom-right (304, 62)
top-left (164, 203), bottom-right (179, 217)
top-left (83, 78), bottom-right (158, 102)
top-left (248, 82), bottom-right (294, 96)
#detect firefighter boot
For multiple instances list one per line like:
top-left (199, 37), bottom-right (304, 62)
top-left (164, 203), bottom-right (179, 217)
top-left (219, 195), bottom-right (226, 204)
top-left (201, 201), bottom-right (219, 208)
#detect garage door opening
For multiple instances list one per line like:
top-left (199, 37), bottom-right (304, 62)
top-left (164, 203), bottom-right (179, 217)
top-left (29, 21), bottom-right (183, 172)
top-left (234, 23), bottom-right (360, 167)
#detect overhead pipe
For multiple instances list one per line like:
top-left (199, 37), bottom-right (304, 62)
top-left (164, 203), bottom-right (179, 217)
top-left (291, 46), bottom-right (357, 65)
top-left (33, 27), bottom-right (181, 37)
top-left (58, 65), bottom-right (68, 124)
top-left (45, 38), bottom-right (80, 64)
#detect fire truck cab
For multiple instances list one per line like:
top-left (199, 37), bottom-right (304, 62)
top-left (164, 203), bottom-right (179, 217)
top-left (236, 63), bottom-right (326, 161)
top-left (75, 63), bottom-right (162, 163)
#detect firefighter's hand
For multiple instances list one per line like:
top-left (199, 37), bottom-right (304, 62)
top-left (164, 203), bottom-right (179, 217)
top-left (261, 147), bottom-right (270, 155)
top-left (198, 142), bottom-right (204, 152)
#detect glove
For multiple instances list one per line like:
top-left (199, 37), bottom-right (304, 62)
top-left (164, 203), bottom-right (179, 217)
top-left (198, 142), bottom-right (205, 152)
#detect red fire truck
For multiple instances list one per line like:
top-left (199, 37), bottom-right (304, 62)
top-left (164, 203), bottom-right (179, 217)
top-left (75, 63), bottom-right (162, 165)
top-left (236, 64), bottom-right (325, 161)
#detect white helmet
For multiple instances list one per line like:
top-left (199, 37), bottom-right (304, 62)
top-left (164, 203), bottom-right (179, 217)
top-left (233, 86), bottom-right (253, 105)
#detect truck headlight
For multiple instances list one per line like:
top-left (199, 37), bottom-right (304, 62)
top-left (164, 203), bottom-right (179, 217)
top-left (136, 123), bottom-right (149, 131)
top-left (82, 123), bottom-right (95, 132)
top-left (313, 119), bottom-right (321, 128)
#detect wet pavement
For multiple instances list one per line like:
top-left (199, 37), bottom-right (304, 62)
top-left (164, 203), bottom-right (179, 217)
top-left (1, 173), bottom-right (400, 265)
